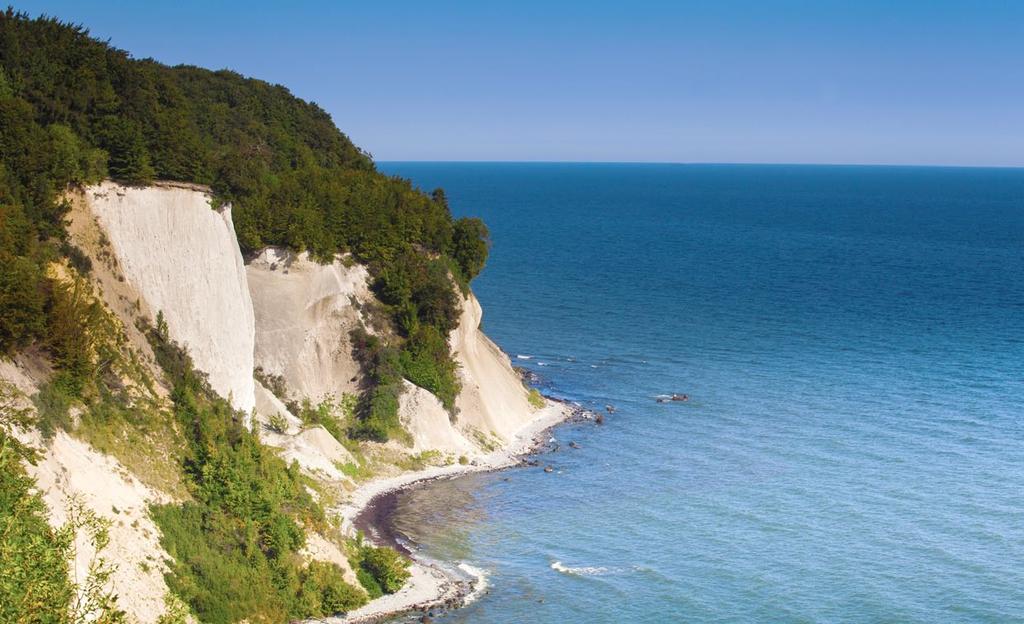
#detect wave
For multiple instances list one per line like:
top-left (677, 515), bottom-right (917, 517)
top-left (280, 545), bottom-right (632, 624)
top-left (457, 562), bottom-right (490, 605)
top-left (550, 560), bottom-right (610, 576)
top-left (516, 354), bottom-right (533, 360)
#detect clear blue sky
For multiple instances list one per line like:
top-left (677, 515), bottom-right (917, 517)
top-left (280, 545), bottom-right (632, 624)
top-left (13, 1), bottom-right (1024, 166)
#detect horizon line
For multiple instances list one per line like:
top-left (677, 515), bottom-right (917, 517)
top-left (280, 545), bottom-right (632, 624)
top-left (376, 160), bottom-right (1024, 170)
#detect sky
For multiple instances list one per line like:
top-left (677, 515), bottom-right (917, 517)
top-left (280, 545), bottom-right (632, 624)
top-left (12, 1), bottom-right (1024, 166)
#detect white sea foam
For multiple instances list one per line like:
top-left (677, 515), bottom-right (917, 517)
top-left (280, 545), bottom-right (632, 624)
top-left (457, 562), bottom-right (490, 605)
top-left (516, 354), bottom-right (533, 360)
top-left (550, 561), bottom-right (610, 576)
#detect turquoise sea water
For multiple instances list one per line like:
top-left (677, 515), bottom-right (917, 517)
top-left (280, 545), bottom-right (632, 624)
top-left (378, 163), bottom-right (1024, 623)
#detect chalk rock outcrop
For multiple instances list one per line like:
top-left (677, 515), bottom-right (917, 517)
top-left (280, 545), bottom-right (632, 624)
top-left (398, 380), bottom-right (476, 454)
top-left (451, 294), bottom-right (536, 442)
top-left (85, 181), bottom-right (255, 413)
top-left (247, 248), bottom-right (370, 403)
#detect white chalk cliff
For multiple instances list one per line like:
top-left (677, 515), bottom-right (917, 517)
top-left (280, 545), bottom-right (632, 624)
top-left (80, 181), bottom-right (538, 455)
top-left (85, 181), bottom-right (256, 414)
top-left (451, 293), bottom-right (537, 442)
top-left (246, 247), bottom-right (371, 403)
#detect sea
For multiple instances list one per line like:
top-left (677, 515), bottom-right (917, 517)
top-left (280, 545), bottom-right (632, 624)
top-left (377, 162), bottom-right (1024, 623)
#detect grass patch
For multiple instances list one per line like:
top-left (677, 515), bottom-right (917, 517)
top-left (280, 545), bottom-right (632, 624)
top-left (335, 460), bottom-right (375, 482)
top-left (527, 388), bottom-right (545, 409)
top-left (74, 382), bottom-right (189, 498)
top-left (396, 449), bottom-right (443, 472)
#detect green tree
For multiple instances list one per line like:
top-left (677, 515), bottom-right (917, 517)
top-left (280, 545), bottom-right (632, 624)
top-left (0, 255), bottom-right (46, 354)
top-left (450, 217), bottom-right (490, 282)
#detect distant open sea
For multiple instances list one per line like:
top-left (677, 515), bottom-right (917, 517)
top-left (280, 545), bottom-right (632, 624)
top-left (378, 163), bottom-right (1024, 623)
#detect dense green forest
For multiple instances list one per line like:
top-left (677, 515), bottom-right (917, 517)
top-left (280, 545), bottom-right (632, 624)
top-left (0, 8), bottom-right (490, 439)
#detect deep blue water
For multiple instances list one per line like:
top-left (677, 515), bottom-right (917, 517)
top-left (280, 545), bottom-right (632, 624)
top-left (378, 163), bottom-right (1024, 623)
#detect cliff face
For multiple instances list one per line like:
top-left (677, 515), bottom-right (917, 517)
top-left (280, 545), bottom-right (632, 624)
top-left (246, 247), bottom-right (372, 404)
top-left (451, 293), bottom-right (537, 442)
top-left (2, 181), bottom-right (544, 623)
top-left (85, 181), bottom-right (256, 414)
top-left (75, 180), bottom-right (540, 454)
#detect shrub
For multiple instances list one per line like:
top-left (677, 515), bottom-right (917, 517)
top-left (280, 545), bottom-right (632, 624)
top-left (399, 324), bottom-right (460, 410)
top-left (356, 567), bottom-right (384, 600)
top-left (266, 411), bottom-right (289, 434)
top-left (33, 373), bottom-right (76, 440)
top-left (349, 536), bottom-right (410, 599)
top-left (299, 395), bottom-right (346, 442)
top-left (358, 544), bottom-right (411, 595)
top-left (155, 593), bottom-right (192, 624)
top-left (297, 561), bottom-right (365, 616)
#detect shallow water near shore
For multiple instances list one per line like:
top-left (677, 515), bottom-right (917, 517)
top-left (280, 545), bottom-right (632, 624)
top-left (378, 163), bottom-right (1024, 623)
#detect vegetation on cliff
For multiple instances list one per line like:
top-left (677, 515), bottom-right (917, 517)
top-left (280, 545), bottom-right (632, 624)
top-left (0, 8), bottom-right (490, 441)
top-left (0, 381), bottom-right (126, 624)
top-left (148, 324), bottom-right (367, 623)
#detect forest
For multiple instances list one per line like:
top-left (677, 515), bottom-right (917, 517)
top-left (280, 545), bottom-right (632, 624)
top-left (0, 8), bottom-right (490, 439)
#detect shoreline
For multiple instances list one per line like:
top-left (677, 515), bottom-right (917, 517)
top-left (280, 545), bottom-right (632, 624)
top-left (335, 400), bottom-right (581, 623)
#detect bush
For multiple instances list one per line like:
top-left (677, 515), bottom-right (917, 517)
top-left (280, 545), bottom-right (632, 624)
top-left (351, 382), bottom-right (399, 442)
top-left (299, 395), bottom-right (346, 442)
top-left (398, 324), bottom-right (460, 410)
top-left (297, 561), bottom-right (365, 616)
top-left (32, 373), bottom-right (76, 440)
top-left (265, 411), bottom-right (289, 434)
top-left (358, 544), bottom-right (411, 595)
top-left (0, 405), bottom-right (72, 624)
top-left (355, 567), bottom-right (384, 600)
top-left (349, 537), bottom-right (410, 599)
